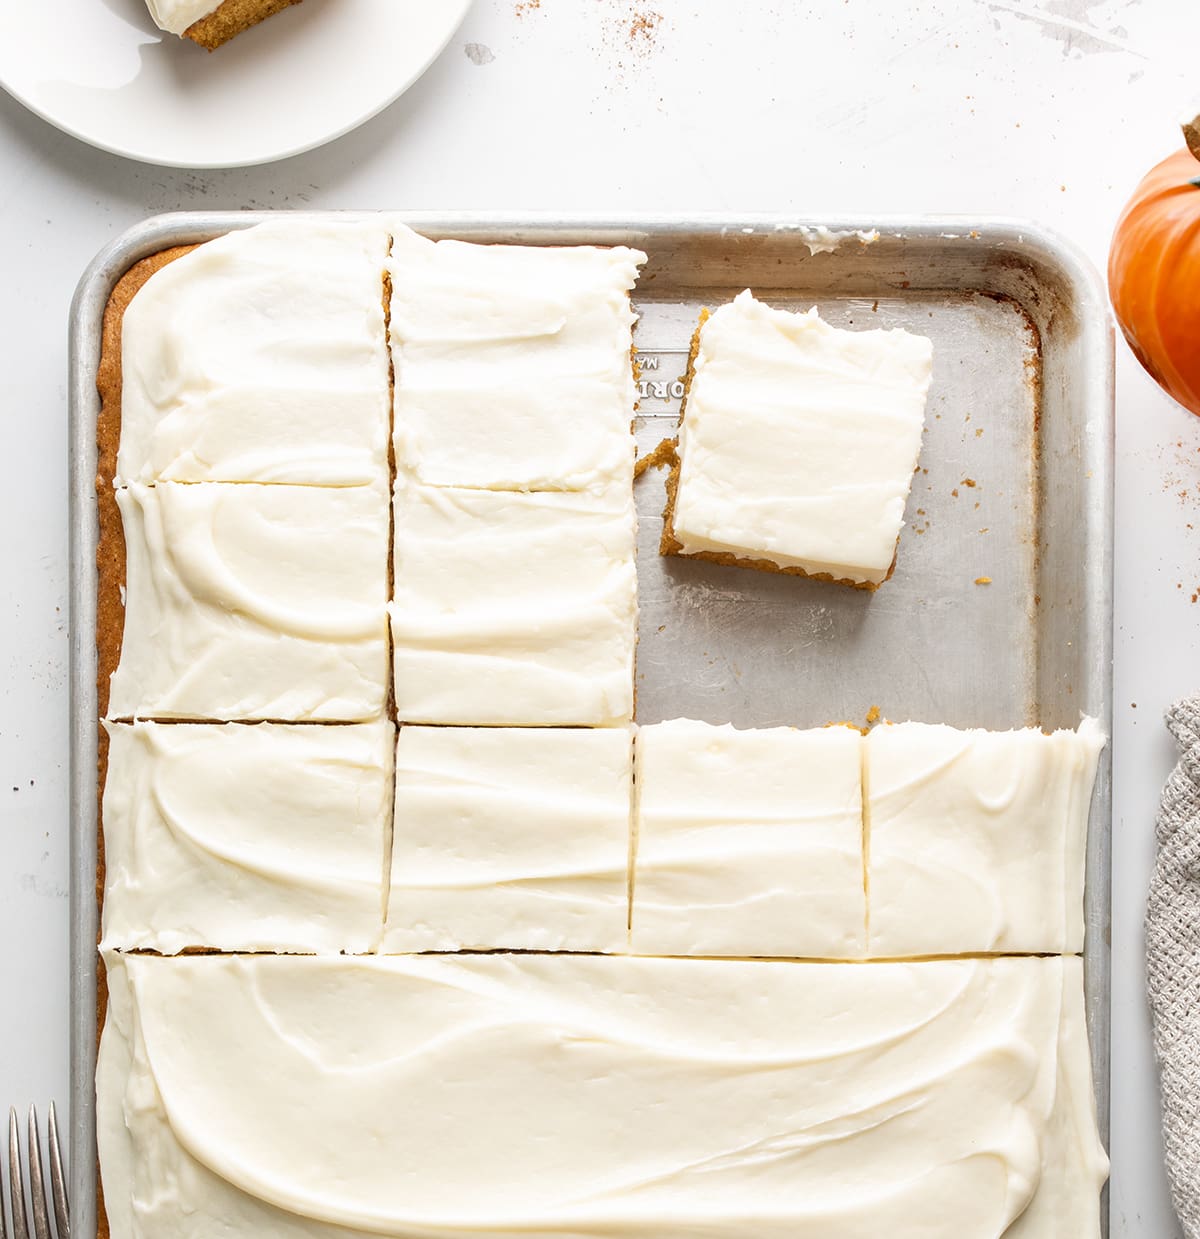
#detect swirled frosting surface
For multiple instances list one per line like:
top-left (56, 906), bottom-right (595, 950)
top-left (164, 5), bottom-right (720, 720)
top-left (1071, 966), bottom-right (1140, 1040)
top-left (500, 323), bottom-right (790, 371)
top-left (117, 220), bottom-right (390, 486)
top-left (672, 291), bottom-right (933, 585)
top-left (98, 952), bottom-right (1107, 1239)
top-left (144, 0), bottom-right (221, 35)
top-left (867, 718), bottom-right (1105, 956)
top-left (101, 720), bottom-right (393, 954)
top-left (385, 726), bottom-right (633, 953)
top-left (632, 719), bottom-right (866, 957)
top-left (388, 225), bottom-right (644, 493)
top-left (107, 481), bottom-right (389, 721)
top-left (390, 482), bottom-right (637, 726)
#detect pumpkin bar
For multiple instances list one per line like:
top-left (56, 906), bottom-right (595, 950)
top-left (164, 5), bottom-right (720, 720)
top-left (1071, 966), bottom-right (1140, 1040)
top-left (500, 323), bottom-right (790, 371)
top-left (388, 224), bottom-right (644, 493)
top-left (661, 291), bottom-right (934, 588)
top-left (144, 0), bottom-right (303, 49)
top-left (390, 481), bottom-right (637, 726)
top-left (101, 721), bottom-right (394, 955)
top-left (107, 481), bottom-right (389, 722)
top-left (383, 726), bottom-right (633, 953)
top-left (116, 219), bottom-right (390, 487)
top-left (866, 718), bottom-right (1105, 956)
top-left (631, 719), bottom-right (866, 958)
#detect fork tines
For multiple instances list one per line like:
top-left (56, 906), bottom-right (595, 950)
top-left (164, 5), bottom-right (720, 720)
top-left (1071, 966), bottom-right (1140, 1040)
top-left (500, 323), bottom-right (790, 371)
top-left (3, 1105), bottom-right (69, 1239)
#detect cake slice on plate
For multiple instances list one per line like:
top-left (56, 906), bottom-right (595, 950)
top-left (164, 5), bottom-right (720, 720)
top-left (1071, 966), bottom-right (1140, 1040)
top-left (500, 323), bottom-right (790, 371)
top-left (661, 290), bottom-right (934, 589)
top-left (145, 0), bottom-right (303, 50)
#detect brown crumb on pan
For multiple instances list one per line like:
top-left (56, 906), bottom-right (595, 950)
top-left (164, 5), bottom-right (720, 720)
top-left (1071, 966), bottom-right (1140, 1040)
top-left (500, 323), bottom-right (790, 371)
top-left (865, 705), bottom-right (881, 726)
top-left (974, 576), bottom-right (992, 586)
top-left (634, 437), bottom-right (679, 478)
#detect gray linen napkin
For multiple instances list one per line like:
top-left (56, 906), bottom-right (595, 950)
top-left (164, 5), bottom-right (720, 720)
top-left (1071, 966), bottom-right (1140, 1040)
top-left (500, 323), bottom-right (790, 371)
top-left (1147, 695), bottom-right (1200, 1239)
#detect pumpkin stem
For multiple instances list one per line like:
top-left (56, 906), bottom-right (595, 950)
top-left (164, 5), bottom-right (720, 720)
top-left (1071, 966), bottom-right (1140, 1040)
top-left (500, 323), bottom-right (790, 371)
top-left (1185, 111), bottom-right (1200, 162)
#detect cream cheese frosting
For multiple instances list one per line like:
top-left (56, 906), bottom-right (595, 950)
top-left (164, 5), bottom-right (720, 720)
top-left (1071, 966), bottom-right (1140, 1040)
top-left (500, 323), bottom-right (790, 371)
top-left (670, 291), bottom-right (934, 586)
top-left (632, 719), bottom-right (866, 957)
top-left (384, 726), bottom-right (633, 953)
top-left (390, 481), bottom-right (638, 726)
top-left (144, 0), bottom-right (221, 35)
top-left (107, 481), bottom-right (389, 722)
top-left (117, 220), bottom-right (390, 486)
top-left (101, 721), bottom-right (394, 954)
top-left (97, 952), bottom-right (1107, 1239)
top-left (866, 717), bottom-right (1105, 956)
top-left (388, 225), bottom-right (644, 492)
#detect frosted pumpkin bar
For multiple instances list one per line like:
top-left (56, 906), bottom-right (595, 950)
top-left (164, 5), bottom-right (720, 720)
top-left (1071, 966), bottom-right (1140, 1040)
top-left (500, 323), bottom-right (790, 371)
top-left (116, 219), bottom-right (390, 487)
top-left (97, 951), bottom-right (1107, 1239)
top-left (631, 719), bottom-right (865, 957)
top-left (384, 726), bottom-right (633, 953)
top-left (144, 0), bottom-right (303, 50)
top-left (107, 481), bottom-right (389, 722)
top-left (661, 291), bottom-right (933, 588)
top-left (388, 224), bottom-right (644, 493)
top-left (866, 717), bottom-right (1105, 956)
top-left (390, 481), bottom-right (637, 726)
top-left (101, 721), bottom-right (393, 955)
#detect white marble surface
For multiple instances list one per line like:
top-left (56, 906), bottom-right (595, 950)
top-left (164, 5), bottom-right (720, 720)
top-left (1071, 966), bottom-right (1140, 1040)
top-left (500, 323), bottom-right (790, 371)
top-left (0, 1), bottom-right (1197, 1234)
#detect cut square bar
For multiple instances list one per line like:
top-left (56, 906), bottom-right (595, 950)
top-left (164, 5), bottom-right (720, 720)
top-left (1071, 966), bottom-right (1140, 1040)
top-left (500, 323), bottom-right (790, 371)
top-left (107, 481), bottom-right (389, 721)
top-left (662, 291), bottom-right (934, 588)
top-left (866, 718), bottom-right (1105, 956)
top-left (383, 726), bottom-right (633, 953)
top-left (101, 721), bottom-right (394, 955)
top-left (116, 219), bottom-right (390, 487)
top-left (631, 719), bottom-right (866, 957)
top-left (390, 481), bottom-right (637, 726)
top-left (388, 224), bottom-right (645, 493)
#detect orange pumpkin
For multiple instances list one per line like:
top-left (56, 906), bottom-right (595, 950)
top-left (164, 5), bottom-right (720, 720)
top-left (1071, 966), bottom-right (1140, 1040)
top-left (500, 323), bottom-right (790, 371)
top-left (1108, 118), bottom-right (1200, 416)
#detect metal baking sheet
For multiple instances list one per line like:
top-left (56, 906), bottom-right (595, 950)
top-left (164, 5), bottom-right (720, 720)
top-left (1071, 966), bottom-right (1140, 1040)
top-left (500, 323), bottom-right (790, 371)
top-left (68, 212), bottom-right (1114, 1238)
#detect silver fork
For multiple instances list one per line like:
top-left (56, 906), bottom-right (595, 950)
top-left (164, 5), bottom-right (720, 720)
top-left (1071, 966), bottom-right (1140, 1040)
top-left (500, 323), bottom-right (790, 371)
top-left (2, 1106), bottom-right (69, 1239)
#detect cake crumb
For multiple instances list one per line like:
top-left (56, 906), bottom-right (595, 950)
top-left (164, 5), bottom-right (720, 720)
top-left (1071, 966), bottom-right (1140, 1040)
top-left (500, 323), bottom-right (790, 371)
top-left (975, 428), bottom-right (984, 437)
top-left (865, 705), bottom-right (881, 725)
top-left (961, 478), bottom-right (977, 488)
top-left (635, 437), bottom-right (678, 478)
top-left (514, 0), bottom-right (541, 15)
top-left (951, 487), bottom-right (960, 498)
top-left (974, 576), bottom-right (992, 585)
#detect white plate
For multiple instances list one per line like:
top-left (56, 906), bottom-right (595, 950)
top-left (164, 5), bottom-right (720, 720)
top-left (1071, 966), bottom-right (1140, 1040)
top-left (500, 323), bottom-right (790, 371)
top-left (0, 0), bottom-right (472, 168)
